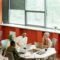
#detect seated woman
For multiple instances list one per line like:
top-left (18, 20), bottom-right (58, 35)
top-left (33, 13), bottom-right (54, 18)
top-left (42, 32), bottom-right (52, 48)
top-left (5, 41), bottom-right (24, 60)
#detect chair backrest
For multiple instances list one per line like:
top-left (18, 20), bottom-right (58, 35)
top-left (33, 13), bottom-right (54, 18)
top-left (0, 31), bottom-right (2, 40)
top-left (9, 31), bottom-right (16, 38)
top-left (1, 40), bottom-right (9, 48)
top-left (52, 38), bottom-right (57, 47)
top-left (5, 52), bottom-right (14, 60)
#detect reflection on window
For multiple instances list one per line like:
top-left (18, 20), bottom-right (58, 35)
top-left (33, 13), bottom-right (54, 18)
top-left (10, 0), bottom-right (25, 10)
top-left (26, 0), bottom-right (44, 11)
top-left (27, 12), bottom-right (44, 26)
top-left (9, 10), bottom-right (25, 25)
top-left (46, 0), bottom-right (60, 29)
top-left (9, 0), bottom-right (45, 27)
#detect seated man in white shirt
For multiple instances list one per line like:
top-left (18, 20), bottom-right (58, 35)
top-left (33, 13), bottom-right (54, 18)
top-left (16, 33), bottom-right (28, 48)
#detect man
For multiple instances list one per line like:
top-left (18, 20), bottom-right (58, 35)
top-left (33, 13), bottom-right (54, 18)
top-left (16, 33), bottom-right (28, 48)
top-left (5, 41), bottom-right (24, 60)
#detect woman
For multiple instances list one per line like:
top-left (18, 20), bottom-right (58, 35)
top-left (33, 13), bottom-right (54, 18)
top-left (42, 32), bottom-right (52, 48)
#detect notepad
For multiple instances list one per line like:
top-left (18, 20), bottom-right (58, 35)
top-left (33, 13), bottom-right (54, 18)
top-left (36, 51), bottom-right (46, 55)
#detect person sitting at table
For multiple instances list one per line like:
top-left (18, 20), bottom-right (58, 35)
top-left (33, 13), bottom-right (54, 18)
top-left (16, 32), bottom-right (28, 48)
top-left (42, 32), bottom-right (52, 48)
top-left (5, 41), bottom-right (24, 60)
top-left (41, 32), bottom-right (52, 60)
top-left (2, 34), bottom-right (18, 56)
top-left (9, 34), bottom-right (20, 48)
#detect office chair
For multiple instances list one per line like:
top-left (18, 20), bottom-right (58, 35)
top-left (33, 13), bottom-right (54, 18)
top-left (52, 38), bottom-right (57, 48)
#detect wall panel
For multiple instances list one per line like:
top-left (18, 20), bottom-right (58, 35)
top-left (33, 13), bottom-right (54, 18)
top-left (2, 0), bottom-right (9, 23)
top-left (0, 0), bottom-right (2, 24)
top-left (1, 26), bottom-right (60, 56)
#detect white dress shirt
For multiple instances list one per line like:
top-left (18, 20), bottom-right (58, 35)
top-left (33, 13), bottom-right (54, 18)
top-left (16, 36), bottom-right (28, 48)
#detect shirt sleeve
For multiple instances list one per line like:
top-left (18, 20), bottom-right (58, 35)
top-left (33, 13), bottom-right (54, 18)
top-left (47, 38), bottom-right (52, 47)
top-left (15, 36), bottom-right (21, 43)
top-left (25, 37), bottom-right (28, 44)
top-left (13, 47), bottom-right (20, 57)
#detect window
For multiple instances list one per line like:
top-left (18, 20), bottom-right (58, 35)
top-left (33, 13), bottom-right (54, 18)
top-left (9, 10), bottom-right (25, 25)
top-left (27, 12), bottom-right (44, 26)
top-left (26, 0), bottom-right (44, 11)
top-left (9, 0), bottom-right (45, 27)
top-left (10, 0), bottom-right (25, 10)
top-left (46, 0), bottom-right (60, 29)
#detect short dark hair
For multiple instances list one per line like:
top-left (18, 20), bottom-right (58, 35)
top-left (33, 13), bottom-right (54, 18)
top-left (10, 41), bottom-right (15, 46)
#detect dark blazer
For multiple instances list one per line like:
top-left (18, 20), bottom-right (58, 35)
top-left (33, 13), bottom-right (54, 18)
top-left (5, 46), bottom-right (21, 60)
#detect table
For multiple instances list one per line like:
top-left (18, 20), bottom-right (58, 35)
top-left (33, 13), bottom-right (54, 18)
top-left (0, 54), bottom-right (8, 60)
top-left (18, 45), bottom-right (56, 60)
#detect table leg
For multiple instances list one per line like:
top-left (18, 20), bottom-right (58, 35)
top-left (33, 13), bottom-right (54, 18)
top-left (53, 54), bottom-right (56, 60)
top-left (36, 58), bottom-right (42, 60)
top-left (46, 54), bottom-right (56, 60)
top-left (24, 59), bottom-right (35, 60)
top-left (36, 58), bottom-right (45, 60)
top-left (36, 58), bottom-right (40, 60)
top-left (40, 58), bottom-right (43, 60)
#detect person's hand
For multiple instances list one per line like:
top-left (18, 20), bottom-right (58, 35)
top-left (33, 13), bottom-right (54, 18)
top-left (43, 45), bottom-right (48, 48)
top-left (17, 43), bottom-right (21, 47)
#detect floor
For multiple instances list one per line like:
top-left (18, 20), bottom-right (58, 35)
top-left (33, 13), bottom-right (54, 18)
top-left (56, 54), bottom-right (60, 60)
top-left (56, 56), bottom-right (60, 60)
top-left (56, 58), bottom-right (60, 60)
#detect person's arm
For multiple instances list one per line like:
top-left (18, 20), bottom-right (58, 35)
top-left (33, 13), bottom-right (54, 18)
top-left (42, 37), bottom-right (46, 48)
top-left (43, 38), bottom-right (52, 48)
top-left (13, 47), bottom-right (20, 57)
top-left (25, 37), bottom-right (28, 44)
top-left (15, 36), bottom-right (21, 47)
top-left (47, 39), bottom-right (52, 47)
top-left (42, 38), bottom-right (49, 48)
top-left (16, 42), bottom-right (21, 47)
